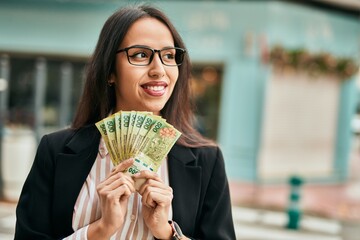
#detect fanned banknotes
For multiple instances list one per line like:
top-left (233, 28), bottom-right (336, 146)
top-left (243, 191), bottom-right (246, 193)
top-left (95, 111), bottom-right (181, 177)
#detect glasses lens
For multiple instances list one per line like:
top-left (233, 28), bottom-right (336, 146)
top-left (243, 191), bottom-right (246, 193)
top-left (175, 48), bottom-right (185, 65)
top-left (160, 48), bottom-right (185, 66)
top-left (127, 47), bottom-right (153, 65)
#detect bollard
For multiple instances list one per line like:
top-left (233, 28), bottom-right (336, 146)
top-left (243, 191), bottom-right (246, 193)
top-left (286, 175), bottom-right (304, 230)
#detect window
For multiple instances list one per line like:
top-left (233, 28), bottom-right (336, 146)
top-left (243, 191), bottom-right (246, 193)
top-left (2, 54), bottom-right (86, 133)
top-left (191, 64), bottom-right (223, 140)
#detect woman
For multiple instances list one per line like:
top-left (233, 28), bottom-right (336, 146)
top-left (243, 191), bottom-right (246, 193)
top-left (15, 5), bottom-right (235, 240)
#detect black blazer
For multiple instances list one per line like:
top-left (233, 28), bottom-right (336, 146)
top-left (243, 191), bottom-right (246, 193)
top-left (15, 125), bottom-right (236, 239)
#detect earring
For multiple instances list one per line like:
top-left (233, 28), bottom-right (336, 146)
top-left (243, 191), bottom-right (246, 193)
top-left (108, 81), bottom-right (114, 87)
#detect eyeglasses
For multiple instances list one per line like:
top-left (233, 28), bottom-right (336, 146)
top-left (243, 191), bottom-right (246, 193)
top-left (116, 45), bottom-right (186, 66)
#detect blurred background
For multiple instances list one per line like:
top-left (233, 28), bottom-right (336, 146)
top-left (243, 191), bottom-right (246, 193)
top-left (0, 0), bottom-right (359, 239)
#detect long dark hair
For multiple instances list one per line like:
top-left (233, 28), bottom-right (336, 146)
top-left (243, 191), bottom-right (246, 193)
top-left (72, 5), bottom-right (214, 147)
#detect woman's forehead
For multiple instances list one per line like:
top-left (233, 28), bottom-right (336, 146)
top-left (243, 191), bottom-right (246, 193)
top-left (120, 17), bottom-right (174, 48)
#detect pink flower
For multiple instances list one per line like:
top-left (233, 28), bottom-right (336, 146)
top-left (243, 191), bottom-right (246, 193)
top-left (160, 127), bottom-right (177, 138)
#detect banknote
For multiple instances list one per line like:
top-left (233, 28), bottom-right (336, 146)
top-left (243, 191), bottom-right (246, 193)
top-left (95, 111), bottom-right (182, 180)
top-left (127, 110), bottom-right (137, 155)
top-left (136, 119), bottom-right (181, 172)
top-left (121, 111), bottom-right (131, 159)
top-left (128, 112), bottom-right (150, 156)
top-left (103, 116), bottom-right (121, 165)
top-left (114, 112), bottom-right (123, 160)
top-left (95, 120), bottom-right (117, 162)
top-left (131, 114), bottom-right (156, 154)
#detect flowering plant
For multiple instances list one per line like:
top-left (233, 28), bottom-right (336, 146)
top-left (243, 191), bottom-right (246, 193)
top-left (264, 45), bottom-right (359, 81)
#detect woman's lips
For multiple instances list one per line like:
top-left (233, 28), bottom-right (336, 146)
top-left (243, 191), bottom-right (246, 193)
top-left (141, 82), bottom-right (167, 96)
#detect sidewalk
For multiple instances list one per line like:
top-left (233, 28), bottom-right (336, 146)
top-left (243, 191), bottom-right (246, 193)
top-left (0, 201), bottom-right (355, 240)
top-left (230, 141), bottom-right (360, 223)
top-left (233, 206), bottom-right (343, 240)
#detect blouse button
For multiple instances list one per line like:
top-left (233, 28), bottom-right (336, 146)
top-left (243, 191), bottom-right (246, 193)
top-left (130, 214), bottom-right (136, 221)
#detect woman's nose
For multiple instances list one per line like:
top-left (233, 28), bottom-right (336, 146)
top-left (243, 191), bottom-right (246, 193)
top-left (149, 53), bottom-right (166, 78)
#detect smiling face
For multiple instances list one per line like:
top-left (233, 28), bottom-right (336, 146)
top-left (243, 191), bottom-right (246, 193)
top-left (110, 17), bottom-right (179, 115)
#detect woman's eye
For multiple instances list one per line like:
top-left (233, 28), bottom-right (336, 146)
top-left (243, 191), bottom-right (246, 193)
top-left (163, 53), bottom-right (175, 60)
top-left (132, 52), bottom-right (148, 59)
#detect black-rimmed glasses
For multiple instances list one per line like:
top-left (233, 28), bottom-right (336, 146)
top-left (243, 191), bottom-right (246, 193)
top-left (116, 45), bottom-right (186, 66)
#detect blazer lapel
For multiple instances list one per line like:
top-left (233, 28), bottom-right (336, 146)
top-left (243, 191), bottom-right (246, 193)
top-left (168, 144), bottom-right (202, 235)
top-left (52, 125), bottom-right (100, 236)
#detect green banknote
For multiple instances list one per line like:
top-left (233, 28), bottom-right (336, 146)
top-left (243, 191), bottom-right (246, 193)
top-left (132, 114), bottom-right (156, 153)
top-left (103, 116), bottom-right (121, 165)
top-left (95, 111), bottom-right (182, 177)
top-left (114, 112), bottom-right (123, 160)
top-left (135, 119), bottom-right (181, 172)
top-left (121, 111), bottom-right (131, 159)
top-left (128, 112), bottom-right (151, 156)
top-left (95, 120), bottom-right (117, 162)
top-left (126, 110), bottom-right (137, 155)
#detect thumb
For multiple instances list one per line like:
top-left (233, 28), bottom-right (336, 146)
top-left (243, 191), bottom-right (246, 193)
top-left (112, 158), bottom-right (134, 173)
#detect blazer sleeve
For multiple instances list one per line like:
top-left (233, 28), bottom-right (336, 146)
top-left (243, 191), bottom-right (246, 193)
top-left (15, 135), bottom-right (57, 240)
top-left (198, 147), bottom-right (236, 240)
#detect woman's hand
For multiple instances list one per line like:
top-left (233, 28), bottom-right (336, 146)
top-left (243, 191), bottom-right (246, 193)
top-left (133, 171), bottom-right (174, 239)
top-left (88, 159), bottom-right (136, 240)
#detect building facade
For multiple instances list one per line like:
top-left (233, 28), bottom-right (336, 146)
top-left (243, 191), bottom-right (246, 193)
top-left (0, 0), bottom-right (359, 187)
